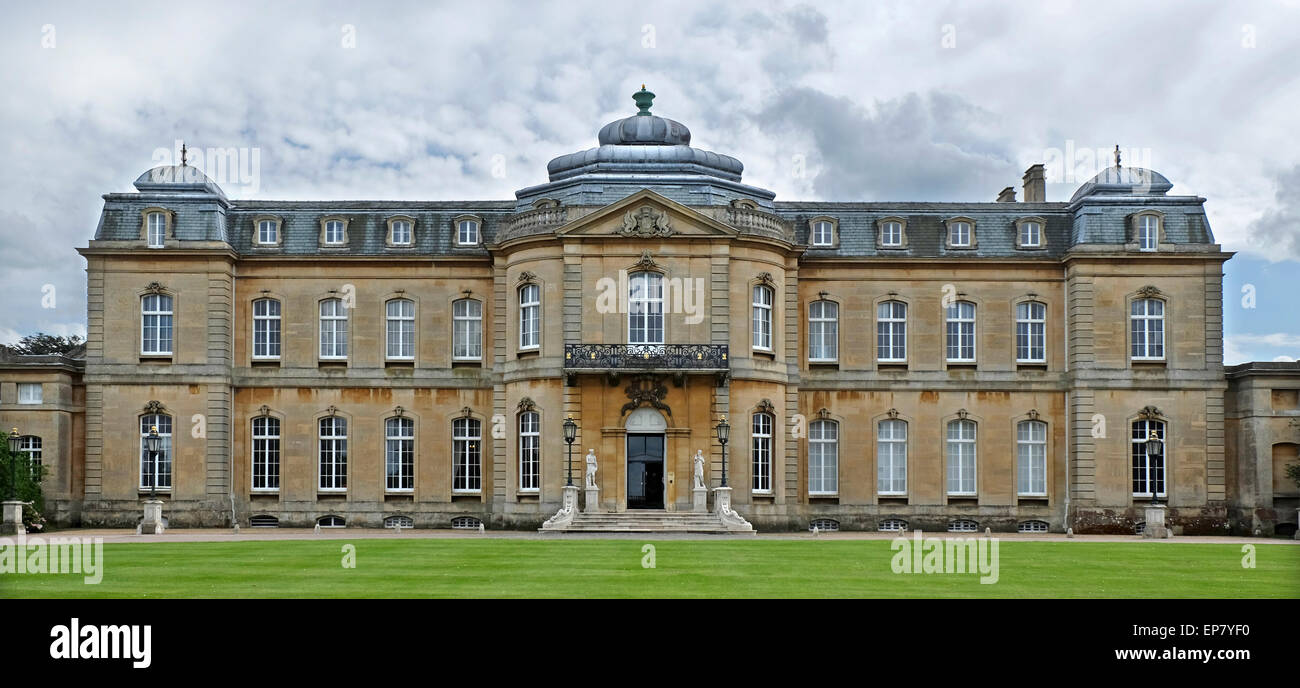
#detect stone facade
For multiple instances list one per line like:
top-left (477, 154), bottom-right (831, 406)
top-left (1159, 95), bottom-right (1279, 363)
top-left (1225, 362), bottom-right (1300, 536)
top-left (3, 87), bottom-right (1287, 534)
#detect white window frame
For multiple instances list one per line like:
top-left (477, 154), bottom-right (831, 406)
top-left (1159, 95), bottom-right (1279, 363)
top-left (519, 284), bottom-right (540, 351)
top-left (949, 221), bottom-right (972, 247)
top-left (1017, 420), bottom-right (1047, 496)
top-left (19, 435), bottom-right (41, 480)
top-left (519, 411), bottom-right (540, 492)
top-left (385, 417), bottom-right (415, 492)
top-left (390, 219), bottom-right (412, 246)
top-left (457, 219), bottom-right (480, 246)
top-left (808, 419), bottom-right (839, 496)
top-left (257, 219), bottom-right (278, 245)
top-left (453, 298), bottom-right (483, 361)
top-left (1015, 301), bottom-right (1046, 363)
top-left (877, 419), bottom-right (907, 495)
top-left (811, 220), bottom-right (834, 247)
top-left (141, 293), bottom-right (174, 355)
top-left (752, 285), bottom-right (773, 351)
top-left (627, 271), bottom-right (664, 346)
top-left (1018, 221), bottom-right (1042, 248)
top-left (1130, 298), bottom-right (1165, 361)
top-left (251, 416), bottom-right (280, 492)
top-left (324, 220), bottom-right (346, 245)
top-left (880, 220), bottom-right (903, 247)
top-left (17, 383), bottom-right (42, 405)
top-left (1138, 215), bottom-right (1158, 252)
top-left (319, 298), bottom-right (349, 360)
top-left (1131, 419), bottom-right (1166, 498)
top-left (946, 419), bottom-right (977, 496)
top-left (318, 416), bottom-right (348, 492)
top-left (139, 414), bottom-right (173, 491)
top-left (252, 298), bottom-right (281, 360)
top-left (877, 301), bottom-right (907, 362)
top-left (147, 212), bottom-right (166, 248)
top-left (453, 417), bottom-right (482, 493)
top-left (945, 301), bottom-right (976, 363)
top-left (808, 300), bottom-right (838, 362)
top-left (386, 298), bottom-right (415, 360)
top-left (751, 412), bottom-right (772, 494)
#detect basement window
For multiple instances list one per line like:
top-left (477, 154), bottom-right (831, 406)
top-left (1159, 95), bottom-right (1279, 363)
top-left (948, 519), bottom-right (979, 533)
top-left (878, 518), bottom-right (908, 532)
top-left (451, 516), bottom-right (483, 530)
top-left (317, 515), bottom-right (346, 528)
top-left (1018, 520), bottom-right (1048, 534)
top-left (809, 518), bottom-right (840, 532)
top-left (385, 515), bottom-right (414, 529)
top-left (249, 515), bottom-right (279, 528)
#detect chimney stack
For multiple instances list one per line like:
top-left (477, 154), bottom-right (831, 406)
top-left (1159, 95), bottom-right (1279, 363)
top-left (996, 186), bottom-right (1017, 203)
top-left (1022, 164), bottom-right (1046, 203)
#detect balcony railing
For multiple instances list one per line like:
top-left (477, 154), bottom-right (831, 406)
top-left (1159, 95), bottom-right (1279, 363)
top-left (564, 343), bottom-right (729, 371)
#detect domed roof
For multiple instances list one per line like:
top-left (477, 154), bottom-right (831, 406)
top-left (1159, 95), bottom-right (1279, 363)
top-left (597, 86), bottom-right (691, 146)
top-left (544, 86), bottom-right (743, 183)
top-left (133, 164), bottom-right (226, 198)
top-left (1070, 165), bottom-right (1172, 202)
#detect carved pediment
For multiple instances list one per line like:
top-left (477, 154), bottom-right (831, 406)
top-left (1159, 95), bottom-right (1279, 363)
top-left (554, 190), bottom-right (738, 238)
top-left (620, 205), bottom-right (674, 237)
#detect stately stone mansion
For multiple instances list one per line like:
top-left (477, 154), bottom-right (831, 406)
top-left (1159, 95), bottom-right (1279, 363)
top-left (2, 87), bottom-right (1298, 534)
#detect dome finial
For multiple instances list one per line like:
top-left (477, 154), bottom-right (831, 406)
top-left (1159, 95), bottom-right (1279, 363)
top-left (633, 85), bottom-right (655, 116)
top-left (1114, 144), bottom-right (1121, 169)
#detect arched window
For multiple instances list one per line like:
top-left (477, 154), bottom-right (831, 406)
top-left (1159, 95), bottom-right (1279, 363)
top-left (1131, 419), bottom-right (1165, 498)
top-left (752, 285), bottom-right (773, 351)
top-left (141, 293), bottom-right (174, 355)
top-left (948, 220), bottom-right (973, 247)
top-left (318, 416), bottom-right (348, 491)
top-left (251, 416), bottom-right (280, 491)
top-left (147, 211), bottom-right (166, 248)
top-left (945, 301), bottom-right (976, 362)
top-left (808, 300), bottom-right (838, 362)
top-left (319, 298), bottom-right (348, 359)
top-left (519, 284), bottom-right (540, 351)
top-left (453, 417), bottom-right (482, 493)
top-left (1015, 301), bottom-right (1046, 363)
top-left (808, 419), bottom-right (838, 495)
top-left (386, 299), bottom-right (415, 360)
top-left (385, 417), bottom-right (414, 492)
top-left (390, 219), bottom-right (412, 245)
top-left (257, 219), bottom-right (278, 245)
top-left (1138, 215), bottom-right (1158, 251)
top-left (946, 419), bottom-right (977, 496)
top-left (139, 414), bottom-right (173, 490)
top-left (457, 218), bottom-right (480, 245)
top-left (252, 298), bottom-right (281, 360)
top-left (1017, 420), bottom-right (1047, 496)
top-left (751, 412), bottom-right (773, 494)
top-left (877, 301), bottom-right (907, 362)
top-left (628, 272), bottom-right (664, 345)
top-left (877, 419), bottom-right (907, 495)
top-left (811, 219), bottom-right (834, 246)
top-left (324, 219), bottom-right (346, 245)
top-left (453, 298), bottom-right (483, 360)
top-left (880, 220), bottom-right (903, 247)
top-left (1130, 298), bottom-right (1165, 360)
top-left (1018, 220), bottom-right (1042, 248)
top-left (519, 411), bottom-right (540, 491)
top-left (19, 436), bottom-right (42, 481)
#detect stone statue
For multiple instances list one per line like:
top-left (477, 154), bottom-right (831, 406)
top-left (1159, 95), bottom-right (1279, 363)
top-left (584, 449), bottom-right (598, 489)
top-left (693, 450), bottom-right (706, 489)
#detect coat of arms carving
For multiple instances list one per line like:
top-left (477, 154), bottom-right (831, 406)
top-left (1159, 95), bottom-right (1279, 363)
top-left (619, 206), bottom-right (674, 237)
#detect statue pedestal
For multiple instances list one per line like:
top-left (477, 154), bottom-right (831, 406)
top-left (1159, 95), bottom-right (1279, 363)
top-left (713, 486), bottom-right (754, 532)
top-left (0, 500), bottom-right (25, 536)
top-left (541, 485), bottom-right (579, 531)
top-left (141, 499), bottom-right (165, 535)
top-left (692, 487), bottom-right (708, 513)
top-left (584, 486), bottom-right (600, 514)
top-left (1142, 504), bottom-right (1170, 539)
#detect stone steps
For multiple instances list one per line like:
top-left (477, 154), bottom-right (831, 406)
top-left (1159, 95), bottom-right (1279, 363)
top-left (544, 509), bottom-right (755, 534)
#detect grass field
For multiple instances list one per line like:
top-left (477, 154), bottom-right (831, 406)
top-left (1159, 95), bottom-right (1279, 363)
top-left (2, 539), bottom-right (1297, 598)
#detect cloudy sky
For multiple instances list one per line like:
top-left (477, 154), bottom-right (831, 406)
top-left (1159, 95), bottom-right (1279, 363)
top-left (1, 0), bottom-right (1297, 361)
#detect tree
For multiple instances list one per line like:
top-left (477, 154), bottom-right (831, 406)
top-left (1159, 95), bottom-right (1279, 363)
top-left (1287, 462), bottom-right (1300, 491)
top-left (0, 431), bottom-right (47, 532)
top-left (0, 333), bottom-right (83, 356)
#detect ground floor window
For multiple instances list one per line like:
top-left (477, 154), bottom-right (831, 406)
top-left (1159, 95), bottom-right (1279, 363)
top-left (751, 413), bottom-right (772, 493)
top-left (453, 417), bottom-right (482, 492)
top-left (319, 417), bottom-right (348, 491)
top-left (1131, 419), bottom-right (1166, 497)
top-left (386, 417), bottom-right (414, 491)
top-left (139, 414), bottom-right (172, 490)
top-left (808, 419), bottom-right (838, 495)
top-left (519, 412), bottom-right (540, 492)
top-left (19, 436), bottom-right (42, 481)
top-left (252, 417), bottom-right (280, 491)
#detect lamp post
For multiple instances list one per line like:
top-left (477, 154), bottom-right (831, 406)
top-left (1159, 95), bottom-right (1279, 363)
top-left (1145, 430), bottom-right (1163, 506)
top-left (7, 428), bottom-right (20, 500)
top-left (146, 425), bottom-right (161, 499)
top-left (562, 416), bottom-right (577, 487)
top-left (716, 415), bottom-right (730, 488)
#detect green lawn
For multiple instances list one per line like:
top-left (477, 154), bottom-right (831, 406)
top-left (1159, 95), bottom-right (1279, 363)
top-left (2, 539), bottom-right (1296, 598)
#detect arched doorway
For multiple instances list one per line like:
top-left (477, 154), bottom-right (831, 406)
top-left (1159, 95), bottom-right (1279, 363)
top-left (626, 408), bottom-right (667, 509)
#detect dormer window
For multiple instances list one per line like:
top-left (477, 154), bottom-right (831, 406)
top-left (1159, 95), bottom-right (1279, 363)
top-left (1139, 215), bottom-right (1158, 251)
top-left (809, 217), bottom-right (837, 247)
top-left (253, 216), bottom-right (282, 246)
top-left (1015, 217), bottom-right (1046, 249)
top-left (877, 217), bottom-right (907, 249)
top-left (320, 217), bottom-right (348, 246)
top-left (457, 217), bottom-right (481, 246)
top-left (147, 212), bottom-right (166, 248)
top-left (387, 216), bottom-right (415, 247)
top-left (945, 218), bottom-right (976, 248)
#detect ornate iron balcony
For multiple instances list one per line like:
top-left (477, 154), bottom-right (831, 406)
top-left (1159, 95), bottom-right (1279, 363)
top-left (564, 343), bottom-right (729, 371)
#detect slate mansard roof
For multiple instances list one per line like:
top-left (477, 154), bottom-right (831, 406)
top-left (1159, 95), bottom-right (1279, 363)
top-left (91, 89), bottom-right (1218, 259)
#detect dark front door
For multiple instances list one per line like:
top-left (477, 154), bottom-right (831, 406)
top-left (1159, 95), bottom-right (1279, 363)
top-left (627, 433), bottom-right (665, 509)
